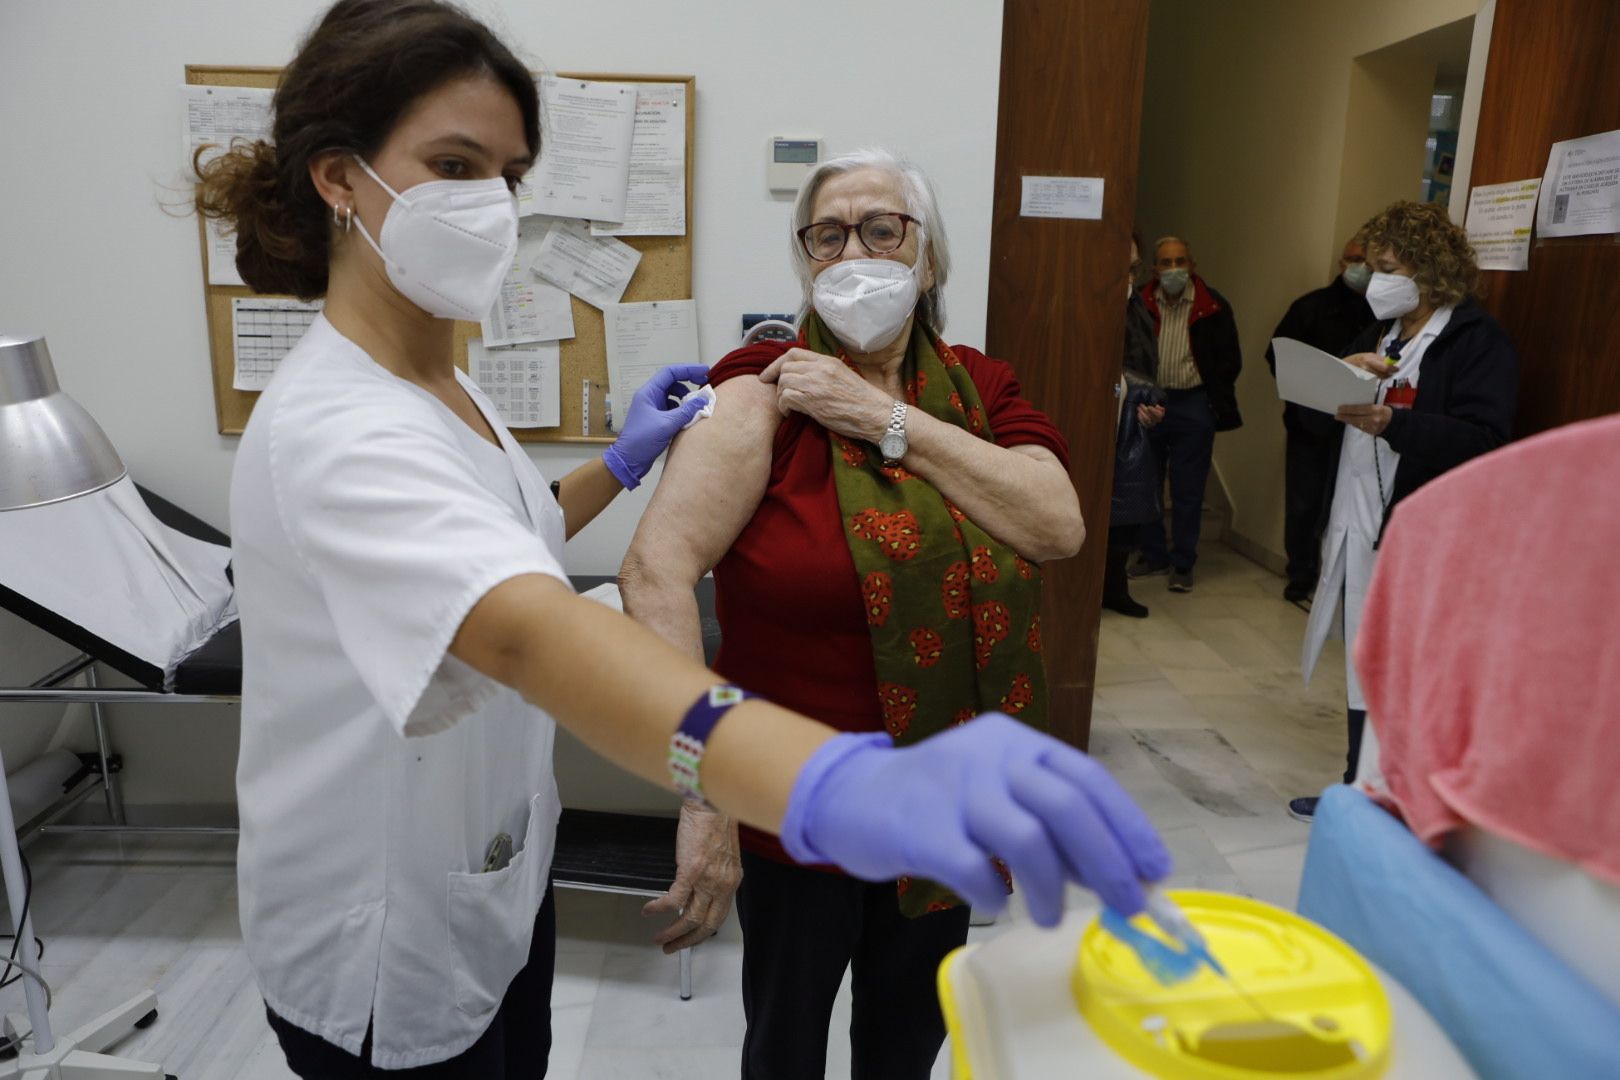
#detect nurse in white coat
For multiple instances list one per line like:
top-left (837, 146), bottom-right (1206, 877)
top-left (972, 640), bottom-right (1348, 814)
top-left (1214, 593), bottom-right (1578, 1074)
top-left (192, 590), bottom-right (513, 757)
top-left (1292, 201), bottom-right (1517, 823)
top-left (196, 1), bottom-right (1174, 1075)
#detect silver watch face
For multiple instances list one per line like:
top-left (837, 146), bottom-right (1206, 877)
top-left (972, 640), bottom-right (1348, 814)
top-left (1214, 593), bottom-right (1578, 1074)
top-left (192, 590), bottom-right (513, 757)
top-left (879, 430), bottom-right (907, 462)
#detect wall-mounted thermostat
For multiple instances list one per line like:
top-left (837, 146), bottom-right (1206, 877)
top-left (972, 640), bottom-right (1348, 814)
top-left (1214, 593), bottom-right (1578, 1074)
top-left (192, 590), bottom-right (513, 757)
top-left (768, 137), bottom-right (822, 194)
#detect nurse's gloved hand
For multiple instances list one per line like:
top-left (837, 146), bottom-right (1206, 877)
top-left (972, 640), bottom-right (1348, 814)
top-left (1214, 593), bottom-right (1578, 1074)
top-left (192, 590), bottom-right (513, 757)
top-left (603, 364), bottom-right (713, 490)
top-left (778, 714), bottom-right (1171, 928)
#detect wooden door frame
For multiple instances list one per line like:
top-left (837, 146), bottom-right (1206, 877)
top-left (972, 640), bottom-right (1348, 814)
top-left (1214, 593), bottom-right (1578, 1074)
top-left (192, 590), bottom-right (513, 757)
top-left (986, 0), bottom-right (1152, 750)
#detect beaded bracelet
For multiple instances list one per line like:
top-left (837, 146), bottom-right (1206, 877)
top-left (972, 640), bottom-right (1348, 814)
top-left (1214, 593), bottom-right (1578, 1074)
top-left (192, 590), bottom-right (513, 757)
top-left (669, 685), bottom-right (756, 802)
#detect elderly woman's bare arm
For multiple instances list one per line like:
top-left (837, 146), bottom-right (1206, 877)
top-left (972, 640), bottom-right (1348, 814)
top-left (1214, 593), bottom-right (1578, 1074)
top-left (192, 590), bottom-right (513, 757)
top-left (902, 411), bottom-right (1084, 562)
top-left (619, 374), bottom-right (782, 659)
top-left (616, 376), bottom-right (781, 951)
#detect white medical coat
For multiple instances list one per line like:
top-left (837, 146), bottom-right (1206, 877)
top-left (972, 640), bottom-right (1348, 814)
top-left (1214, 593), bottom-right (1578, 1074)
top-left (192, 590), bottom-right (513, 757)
top-left (231, 316), bottom-right (569, 1069)
top-left (1303, 306), bottom-right (1453, 710)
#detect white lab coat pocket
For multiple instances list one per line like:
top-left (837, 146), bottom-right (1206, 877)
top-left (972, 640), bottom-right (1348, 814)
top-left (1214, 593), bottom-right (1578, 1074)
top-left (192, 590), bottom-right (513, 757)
top-left (446, 790), bottom-right (560, 1018)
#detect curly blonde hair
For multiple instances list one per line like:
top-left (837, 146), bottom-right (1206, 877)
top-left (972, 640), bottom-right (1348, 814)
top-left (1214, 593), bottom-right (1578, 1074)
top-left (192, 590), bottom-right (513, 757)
top-left (1359, 200), bottom-right (1479, 308)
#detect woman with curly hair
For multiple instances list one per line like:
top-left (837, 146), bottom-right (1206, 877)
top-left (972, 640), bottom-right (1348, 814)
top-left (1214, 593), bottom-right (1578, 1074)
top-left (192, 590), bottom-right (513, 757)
top-left (1290, 200), bottom-right (1519, 822)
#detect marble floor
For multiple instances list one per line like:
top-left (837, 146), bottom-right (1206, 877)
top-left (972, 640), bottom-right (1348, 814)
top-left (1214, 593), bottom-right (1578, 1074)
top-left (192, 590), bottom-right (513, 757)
top-left (0, 544), bottom-right (1349, 1079)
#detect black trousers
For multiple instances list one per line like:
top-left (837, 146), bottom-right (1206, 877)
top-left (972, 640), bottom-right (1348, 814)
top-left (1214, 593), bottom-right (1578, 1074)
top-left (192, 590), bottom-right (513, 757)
top-left (267, 885), bottom-right (556, 1079)
top-left (1140, 387), bottom-right (1217, 573)
top-left (1345, 707), bottom-right (1367, 785)
top-left (1283, 411), bottom-right (1338, 589)
top-left (736, 851), bottom-right (972, 1080)
top-left (1103, 524), bottom-right (1141, 603)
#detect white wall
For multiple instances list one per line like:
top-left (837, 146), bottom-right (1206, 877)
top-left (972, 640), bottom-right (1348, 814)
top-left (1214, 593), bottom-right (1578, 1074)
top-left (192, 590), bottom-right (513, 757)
top-left (0, 0), bottom-right (1003, 810)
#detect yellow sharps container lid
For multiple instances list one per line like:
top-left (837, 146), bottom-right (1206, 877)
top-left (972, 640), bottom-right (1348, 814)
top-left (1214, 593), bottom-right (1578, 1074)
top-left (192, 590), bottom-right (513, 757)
top-left (1072, 890), bottom-right (1392, 1080)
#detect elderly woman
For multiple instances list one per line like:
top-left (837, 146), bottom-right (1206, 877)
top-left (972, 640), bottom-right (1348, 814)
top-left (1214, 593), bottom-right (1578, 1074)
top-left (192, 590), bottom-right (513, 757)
top-left (620, 149), bottom-right (1091, 1079)
top-left (1291, 200), bottom-right (1518, 822)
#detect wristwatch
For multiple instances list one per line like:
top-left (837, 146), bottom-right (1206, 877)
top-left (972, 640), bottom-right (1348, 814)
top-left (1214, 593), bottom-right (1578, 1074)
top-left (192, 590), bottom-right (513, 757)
top-left (878, 401), bottom-right (909, 465)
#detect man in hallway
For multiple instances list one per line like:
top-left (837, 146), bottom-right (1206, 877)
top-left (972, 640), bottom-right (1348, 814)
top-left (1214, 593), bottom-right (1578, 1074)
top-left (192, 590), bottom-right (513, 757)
top-left (1131, 236), bottom-right (1243, 592)
top-left (1264, 236), bottom-right (1376, 609)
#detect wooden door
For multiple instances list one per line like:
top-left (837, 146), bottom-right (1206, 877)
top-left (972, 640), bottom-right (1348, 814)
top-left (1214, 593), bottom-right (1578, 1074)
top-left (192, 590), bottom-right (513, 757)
top-left (1469, 0), bottom-right (1620, 435)
top-left (987, 0), bottom-right (1151, 749)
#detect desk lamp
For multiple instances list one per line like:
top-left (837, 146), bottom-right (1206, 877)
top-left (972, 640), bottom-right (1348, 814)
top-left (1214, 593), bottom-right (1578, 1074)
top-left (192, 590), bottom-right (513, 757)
top-left (0, 333), bottom-right (168, 1078)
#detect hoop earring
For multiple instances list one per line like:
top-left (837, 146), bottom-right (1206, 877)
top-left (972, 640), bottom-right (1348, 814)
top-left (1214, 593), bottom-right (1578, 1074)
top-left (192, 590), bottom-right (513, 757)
top-left (332, 204), bottom-right (353, 233)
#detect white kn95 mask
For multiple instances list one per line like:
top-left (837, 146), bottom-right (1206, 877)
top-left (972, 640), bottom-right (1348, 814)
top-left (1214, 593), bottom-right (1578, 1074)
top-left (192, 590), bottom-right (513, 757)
top-left (350, 156), bottom-right (519, 322)
top-left (1365, 271), bottom-right (1421, 321)
top-left (812, 258), bottom-right (922, 353)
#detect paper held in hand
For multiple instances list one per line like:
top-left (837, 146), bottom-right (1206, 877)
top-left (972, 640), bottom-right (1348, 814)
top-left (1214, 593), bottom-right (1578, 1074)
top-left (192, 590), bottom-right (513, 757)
top-left (1271, 337), bottom-right (1379, 414)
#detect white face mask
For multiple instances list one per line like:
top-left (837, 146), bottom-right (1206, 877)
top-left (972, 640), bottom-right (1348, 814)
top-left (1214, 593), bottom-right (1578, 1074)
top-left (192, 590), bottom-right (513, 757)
top-left (1365, 271), bottom-right (1420, 320)
top-left (349, 156), bottom-right (518, 321)
top-left (812, 258), bottom-right (921, 353)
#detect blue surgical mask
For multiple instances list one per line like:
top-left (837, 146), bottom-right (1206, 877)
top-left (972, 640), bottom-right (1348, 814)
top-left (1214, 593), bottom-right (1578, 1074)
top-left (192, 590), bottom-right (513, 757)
top-left (1342, 262), bottom-right (1371, 293)
top-left (1158, 268), bottom-right (1190, 297)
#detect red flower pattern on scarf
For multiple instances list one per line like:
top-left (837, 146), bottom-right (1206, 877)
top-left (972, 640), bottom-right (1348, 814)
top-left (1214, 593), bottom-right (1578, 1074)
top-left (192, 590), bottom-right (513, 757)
top-left (999, 673), bottom-right (1035, 715)
top-left (850, 508), bottom-right (884, 541)
top-left (942, 561), bottom-right (972, 620)
top-left (878, 681), bottom-right (918, 738)
top-left (862, 571), bottom-right (893, 627)
top-left (878, 510), bottom-right (921, 560)
top-left (972, 600), bottom-right (1013, 670)
top-left (849, 508), bottom-right (922, 561)
top-left (970, 545), bottom-right (1000, 584)
top-left (909, 626), bottom-right (944, 668)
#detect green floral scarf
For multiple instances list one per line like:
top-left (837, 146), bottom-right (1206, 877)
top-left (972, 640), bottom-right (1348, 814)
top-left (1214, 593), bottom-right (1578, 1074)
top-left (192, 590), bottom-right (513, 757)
top-left (803, 312), bottom-right (1049, 917)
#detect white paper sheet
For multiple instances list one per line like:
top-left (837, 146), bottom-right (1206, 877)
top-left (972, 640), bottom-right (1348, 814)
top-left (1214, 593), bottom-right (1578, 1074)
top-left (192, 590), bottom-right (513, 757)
top-left (467, 339), bottom-right (561, 429)
top-left (1466, 179), bottom-right (1541, 271)
top-left (591, 83), bottom-right (687, 237)
top-left (481, 216), bottom-right (576, 347)
top-left (1271, 336), bottom-right (1378, 414)
top-left (1019, 176), bottom-right (1105, 220)
top-left (523, 77), bottom-right (636, 222)
top-left (604, 300), bottom-right (700, 432)
top-left (232, 297), bottom-right (321, 390)
top-left (531, 218), bottom-right (642, 309)
top-left (1537, 128), bottom-right (1620, 238)
top-left (183, 85), bottom-right (274, 287)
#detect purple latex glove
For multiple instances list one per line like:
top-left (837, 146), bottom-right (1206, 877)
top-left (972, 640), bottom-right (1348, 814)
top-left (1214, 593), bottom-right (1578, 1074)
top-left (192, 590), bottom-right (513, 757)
top-left (602, 364), bottom-right (712, 489)
top-left (779, 714), bottom-right (1172, 927)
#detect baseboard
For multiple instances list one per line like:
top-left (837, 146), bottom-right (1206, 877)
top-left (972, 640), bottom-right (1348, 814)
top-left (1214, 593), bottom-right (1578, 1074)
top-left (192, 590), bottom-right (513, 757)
top-left (55, 801), bottom-right (239, 828)
top-left (1224, 529), bottom-right (1288, 576)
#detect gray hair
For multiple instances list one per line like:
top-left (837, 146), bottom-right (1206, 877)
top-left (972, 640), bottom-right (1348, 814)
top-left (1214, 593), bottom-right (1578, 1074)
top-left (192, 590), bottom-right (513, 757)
top-left (790, 148), bottom-right (951, 334)
top-left (1153, 235), bottom-right (1191, 260)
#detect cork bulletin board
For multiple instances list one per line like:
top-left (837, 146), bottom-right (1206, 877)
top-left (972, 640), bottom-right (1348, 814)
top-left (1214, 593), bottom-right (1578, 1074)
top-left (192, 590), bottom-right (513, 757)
top-left (187, 65), bottom-right (696, 444)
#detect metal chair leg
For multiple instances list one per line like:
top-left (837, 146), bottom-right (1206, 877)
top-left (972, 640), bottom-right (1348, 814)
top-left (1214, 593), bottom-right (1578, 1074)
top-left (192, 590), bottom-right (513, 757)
top-left (679, 946), bottom-right (692, 1001)
top-left (85, 667), bottom-right (126, 826)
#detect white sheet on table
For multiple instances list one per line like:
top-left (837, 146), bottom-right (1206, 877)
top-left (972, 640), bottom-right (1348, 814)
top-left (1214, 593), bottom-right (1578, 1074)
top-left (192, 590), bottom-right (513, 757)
top-left (0, 477), bottom-right (236, 689)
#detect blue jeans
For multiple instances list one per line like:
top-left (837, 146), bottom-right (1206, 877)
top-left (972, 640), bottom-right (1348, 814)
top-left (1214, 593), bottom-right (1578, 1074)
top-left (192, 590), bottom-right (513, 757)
top-left (1139, 387), bottom-right (1217, 573)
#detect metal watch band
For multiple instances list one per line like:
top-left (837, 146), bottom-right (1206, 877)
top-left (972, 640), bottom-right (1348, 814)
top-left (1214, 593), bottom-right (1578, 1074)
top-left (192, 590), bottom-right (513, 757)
top-left (888, 400), bottom-right (908, 438)
top-left (880, 400), bottom-right (909, 464)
